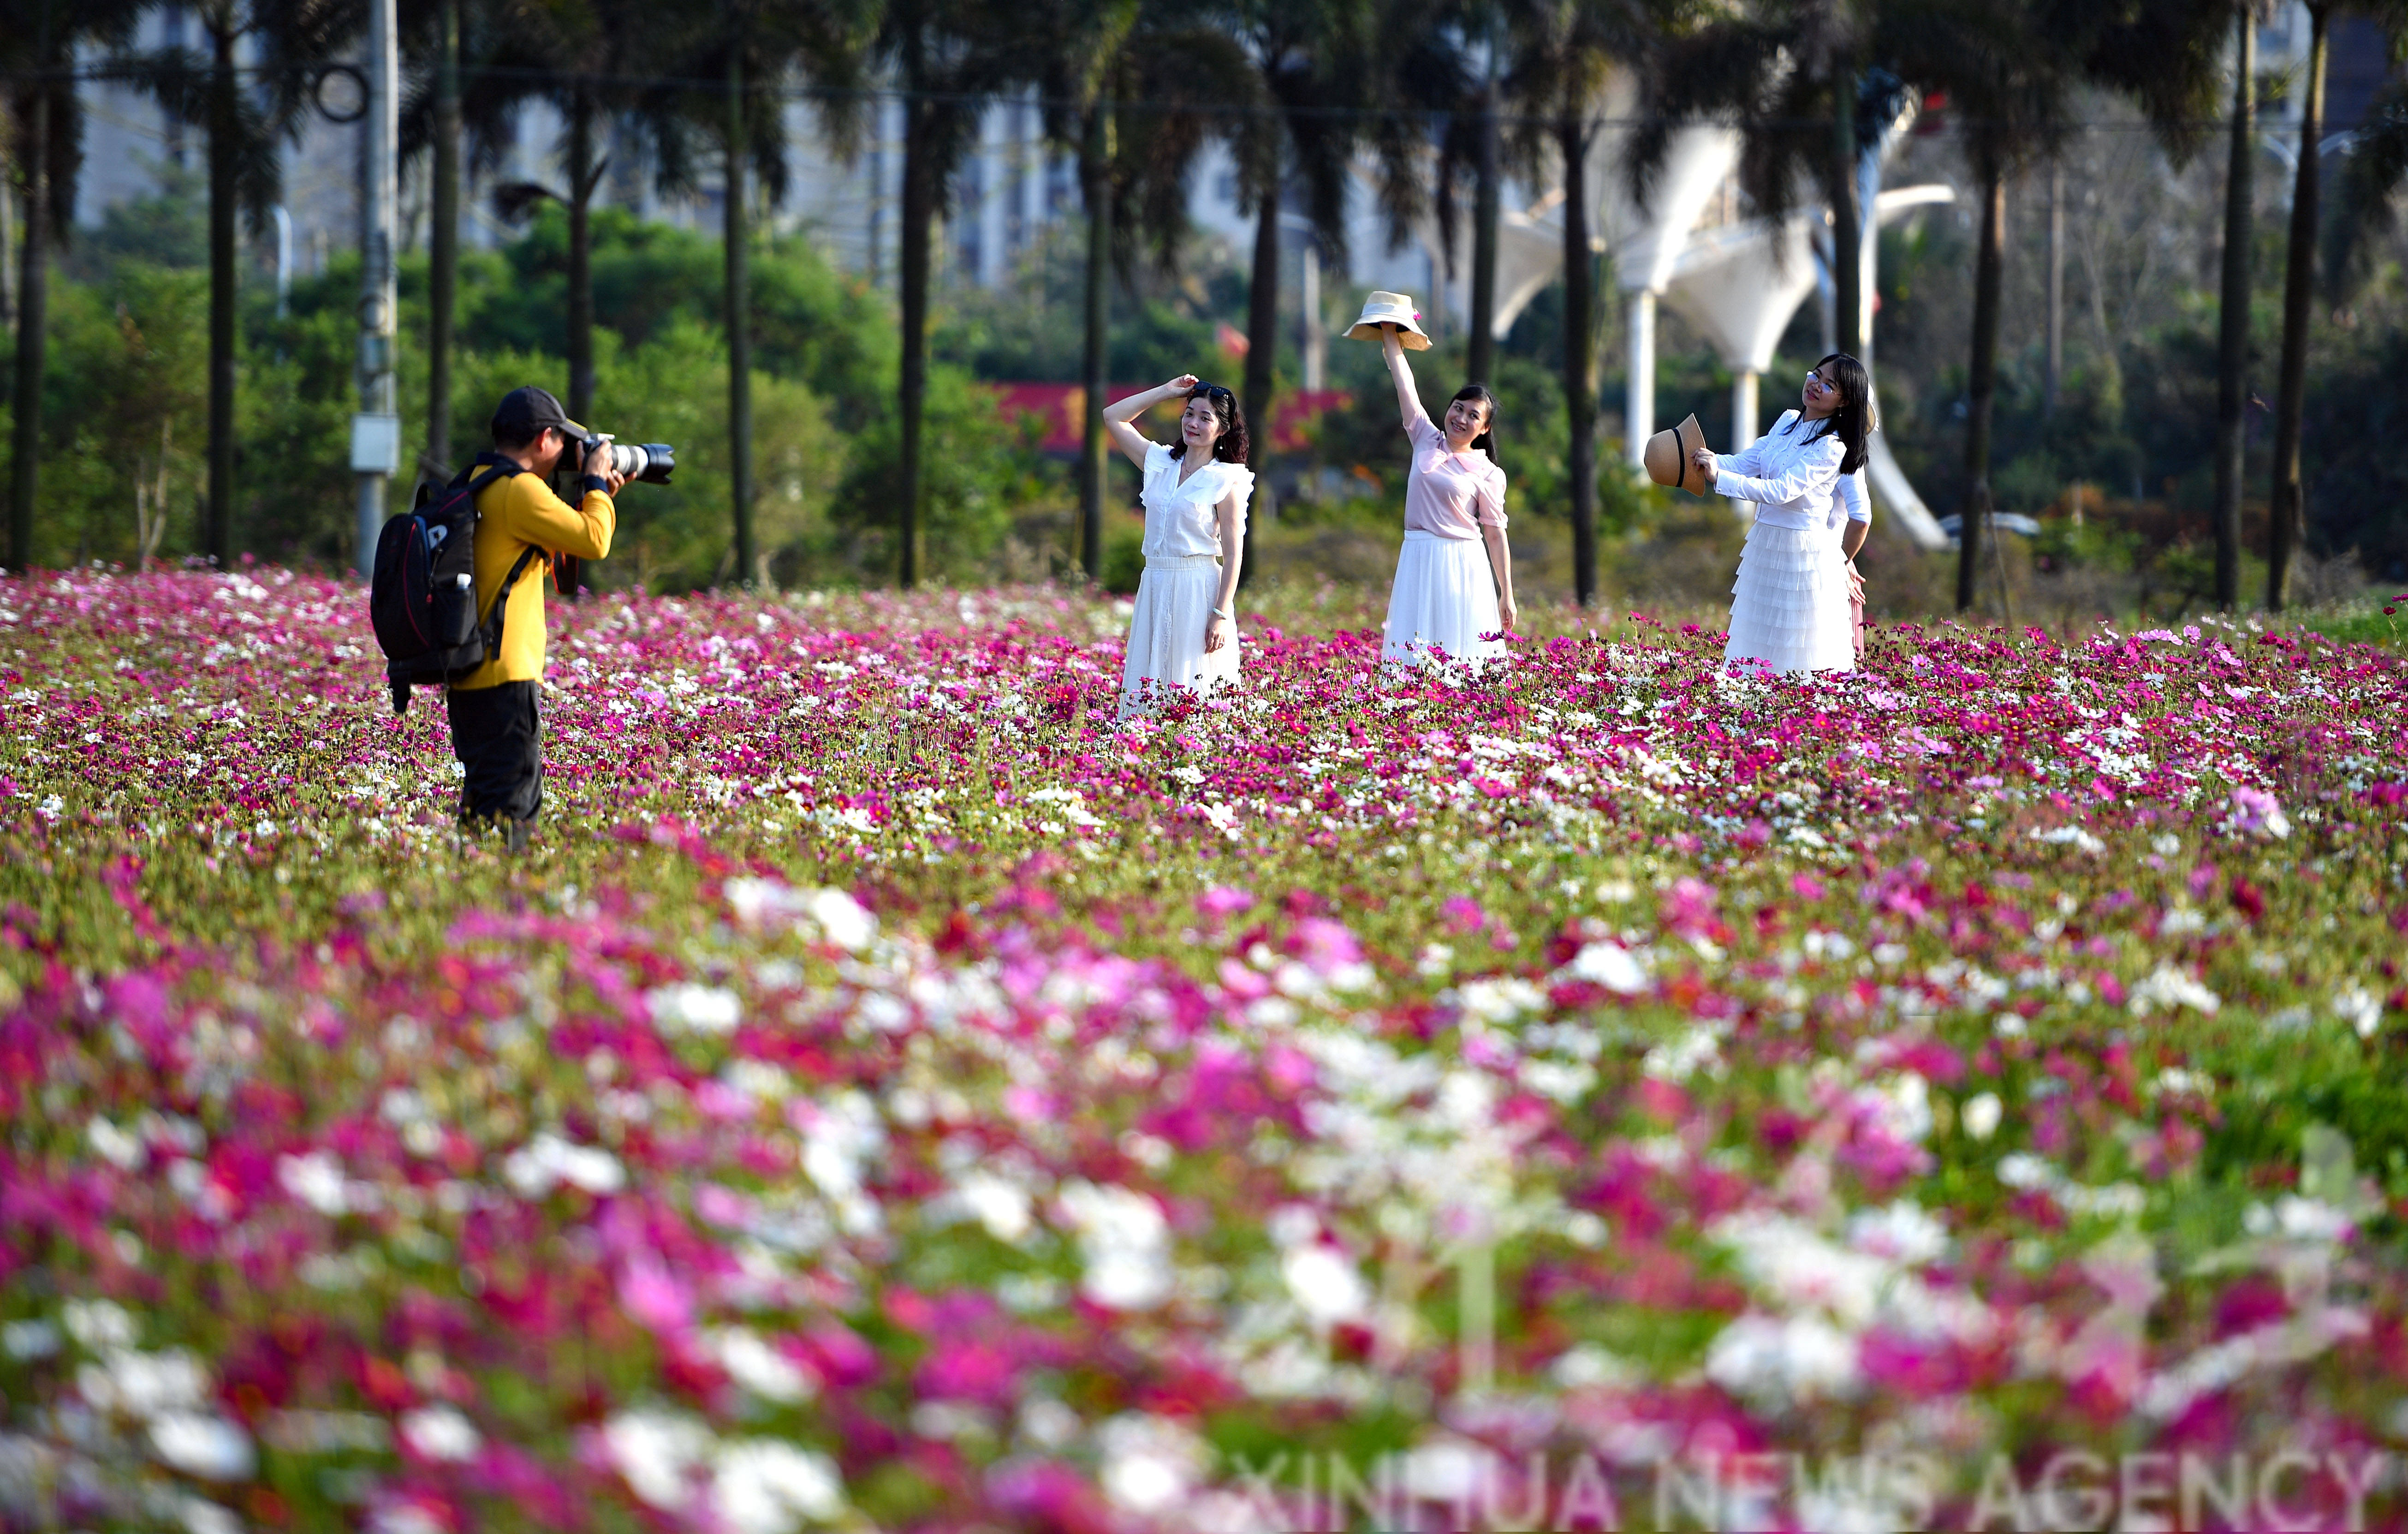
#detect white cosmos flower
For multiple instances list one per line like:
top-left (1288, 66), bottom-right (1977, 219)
top-left (1281, 1244), bottom-right (1370, 1328)
top-left (711, 1440), bottom-right (846, 1532)
top-left (708, 1327), bottom-right (816, 1404)
top-left (1098, 1414), bottom-right (1206, 1514)
top-left (398, 1404), bottom-right (482, 1462)
top-left (1562, 941), bottom-right (1649, 994)
top-left (149, 1411), bottom-right (256, 1480)
top-left (1055, 1181), bottom-right (1172, 1310)
top-left (1705, 1312), bottom-right (1861, 1406)
top-left (603, 1409), bottom-right (714, 1510)
top-left (279, 1150), bottom-right (349, 1216)
top-left (646, 983), bottom-right (743, 1035)
top-left (502, 1132), bottom-right (625, 1198)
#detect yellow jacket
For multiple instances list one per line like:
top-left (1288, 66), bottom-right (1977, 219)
top-left (450, 465), bottom-right (615, 691)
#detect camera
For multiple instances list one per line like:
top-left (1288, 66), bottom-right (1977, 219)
top-left (573, 432), bottom-right (675, 486)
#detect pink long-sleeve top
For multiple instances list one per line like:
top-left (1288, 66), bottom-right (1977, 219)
top-left (1401, 399), bottom-right (1508, 540)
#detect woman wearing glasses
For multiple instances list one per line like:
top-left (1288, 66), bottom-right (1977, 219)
top-left (1102, 376), bottom-right (1255, 713)
top-left (1376, 327), bottom-right (1516, 670)
top-left (1690, 353), bottom-right (1873, 674)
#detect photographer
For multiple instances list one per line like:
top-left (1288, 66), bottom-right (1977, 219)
top-left (447, 385), bottom-right (626, 850)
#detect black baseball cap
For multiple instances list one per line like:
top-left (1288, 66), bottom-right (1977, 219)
top-left (490, 385), bottom-right (587, 444)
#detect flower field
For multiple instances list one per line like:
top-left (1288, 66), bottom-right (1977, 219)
top-left (3, 567), bottom-right (2407, 1533)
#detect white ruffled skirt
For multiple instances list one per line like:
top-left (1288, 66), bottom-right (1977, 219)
top-left (1724, 519), bottom-right (1855, 674)
top-left (1383, 531), bottom-right (1504, 670)
top-left (1121, 555), bottom-right (1236, 713)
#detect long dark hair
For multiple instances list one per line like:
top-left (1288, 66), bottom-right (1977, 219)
top-left (1450, 383), bottom-right (1498, 462)
top-left (1167, 383), bottom-right (1250, 465)
top-left (1791, 353), bottom-right (1874, 474)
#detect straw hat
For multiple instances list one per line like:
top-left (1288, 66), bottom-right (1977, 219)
top-left (1345, 291), bottom-right (1432, 350)
top-left (1642, 413), bottom-right (1711, 495)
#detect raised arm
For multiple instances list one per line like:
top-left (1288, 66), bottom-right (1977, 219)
top-left (1103, 375), bottom-right (1199, 469)
top-left (1383, 328), bottom-right (1432, 436)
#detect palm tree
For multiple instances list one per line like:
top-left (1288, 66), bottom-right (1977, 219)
top-left (644, 0), bottom-right (870, 586)
top-left (1894, 0), bottom-right (2221, 613)
top-left (1222, 0), bottom-right (1377, 582)
top-left (2210, 5), bottom-right (2254, 610)
top-left (400, 0), bottom-right (481, 479)
top-left (874, 0), bottom-right (1021, 588)
top-left (5, 0), bottom-right (143, 569)
top-left (114, 0), bottom-right (352, 565)
top-left (2265, 1), bottom-right (2408, 607)
top-left (1505, 0), bottom-right (1679, 609)
top-left (1030, 0), bottom-right (1255, 580)
top-left (2265, 3), bottom-right (2329, 610)
top-left (1631, 0), bottom-right (1871, 362)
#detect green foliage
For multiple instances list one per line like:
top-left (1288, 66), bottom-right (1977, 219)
top-left (829, 370), bottom-right (1056, 584)
top-left (934, 226), bottom-right (1238, 387)
top-left (6, 200), bottom-right (1061, 587)
top-left (21, 264), bottom-right (208, 567)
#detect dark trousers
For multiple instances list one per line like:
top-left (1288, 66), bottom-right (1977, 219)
top-left (446, 681), bottom-right (544, 834)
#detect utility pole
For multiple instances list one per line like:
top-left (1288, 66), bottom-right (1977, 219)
top-left (352, 0), bottom-right (401, 576)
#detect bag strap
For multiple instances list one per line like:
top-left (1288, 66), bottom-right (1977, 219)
top-left (479, 545), bottom-right (544, 658)
top-left (463, 452), bottom-right (543, 657)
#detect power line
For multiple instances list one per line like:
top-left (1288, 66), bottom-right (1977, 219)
top-left (0, 60), bottom-right (2319, 136)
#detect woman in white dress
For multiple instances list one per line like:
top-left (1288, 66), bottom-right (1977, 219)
top-left (1693, 352), bottom-right (1872, 674)
top-left (1377, 327), bottom-right (1516, 669)
top-left (1102, 376), bottom-right (1255, 712)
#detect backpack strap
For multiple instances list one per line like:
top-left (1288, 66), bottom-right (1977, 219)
top-left (463, 452), bottom-right (543, 660)
top-left (479, 545), bottom-right (545, 659)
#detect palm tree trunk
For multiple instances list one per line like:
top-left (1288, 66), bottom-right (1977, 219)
top-left (1560, 114), bottom-right (1596, 608)
top-left (1831, 67), bottom-right (1861, 358)
top-left (1468, 57), bottom-right (1500, 386)
top-left (566, 85), bottom-right (597, 421)
top-left (1079, 96), bottom-right (1112, 581)
top-left (2212, 10), bottom-right (2253, 610)
top-left (206, 19), bottom-right (237, 564)
top-left (427, 0), bottom-right (461, 478)
top-left (897, 87), bottom-right (934, 589)
top-left (1957, 168), bottom-right (2005, 613)
top-left (559, 84), bottom-right (596, 599)
top-left (1241, 190), bottom-right (1278, 588)
top-left (2268, 3), bottom-right (2325, 612)
top-left (726, 49), bottom-right (755, 589)
top-left (8, 46), bottom-right (50, 571)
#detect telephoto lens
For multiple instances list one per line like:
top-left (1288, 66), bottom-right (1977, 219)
top-left (578, 434), bottom-right (676, 486)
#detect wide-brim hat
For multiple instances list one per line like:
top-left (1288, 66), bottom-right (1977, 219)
top-left (1643, 413), bottom-right (1710, 495)
top-left (1345, 291), bottom-right (1432, 350)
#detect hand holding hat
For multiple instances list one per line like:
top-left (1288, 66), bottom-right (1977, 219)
top-left (1642, 413), bottom-right (1713, 495)
top-left (1346, 292), bottom-right (1431, 350)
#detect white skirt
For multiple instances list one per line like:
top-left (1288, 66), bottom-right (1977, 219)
top-left (1724, 519), bottom-right (1855, 674)
top-left (1121, 555), bottom-right (1236, 712)
top-left (1383, 531), bottom-right (1504, 670)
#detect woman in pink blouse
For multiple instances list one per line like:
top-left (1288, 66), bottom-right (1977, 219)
top-left (1376, 327), bottom-right (1516, 669)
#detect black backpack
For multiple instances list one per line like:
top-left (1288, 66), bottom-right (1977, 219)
top-left (369, 454), bottom-right (546, 715)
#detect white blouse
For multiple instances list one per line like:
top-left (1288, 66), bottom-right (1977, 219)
top-left (1712, 410), bottom-right (1846, 531)
top-left (1140, 443), bottom-right (1255, 560)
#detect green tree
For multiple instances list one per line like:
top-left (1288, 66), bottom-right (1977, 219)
top-left (1504, 0), bottom-right (1682, 607)
top-left (4, 0), bottom-right (144, 569)
top-left (119, 0), bottom-right (357, 564)
top-left (1218, 0), bottom-right (1377, 582)
top-left (1027, 0), bottom-right (1256, 579)
top-left (2266, 1), bottom-right (2408, 607)
top-left (874, 0), bottom-right (1023, 587)
top-left (643, 0), bottom-right (872, 587)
